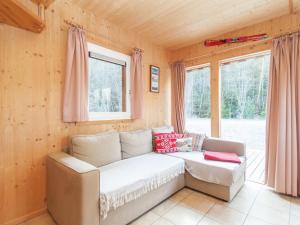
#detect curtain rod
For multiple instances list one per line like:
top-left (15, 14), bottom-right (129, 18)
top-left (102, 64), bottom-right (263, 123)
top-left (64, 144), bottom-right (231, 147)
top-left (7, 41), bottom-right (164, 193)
top-left (64, 19), bottom-right (84, 30)
top-left (64, 19), bottom-right (144, 53)
top-left (173, 29), bottom-right (300, 64)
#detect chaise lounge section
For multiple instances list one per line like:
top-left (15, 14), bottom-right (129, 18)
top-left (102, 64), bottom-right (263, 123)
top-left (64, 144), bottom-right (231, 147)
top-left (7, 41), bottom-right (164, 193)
top-left (47, 127), bottom-right (246, 225)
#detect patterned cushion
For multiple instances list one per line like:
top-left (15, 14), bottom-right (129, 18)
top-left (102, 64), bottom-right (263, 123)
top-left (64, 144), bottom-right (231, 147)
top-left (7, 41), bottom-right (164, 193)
top-left (184, 132), bottom-right (207, 151)
top-left (176, 137), bottom-right (193, 152)
top-left (154, 133), bottom-right (183, 153)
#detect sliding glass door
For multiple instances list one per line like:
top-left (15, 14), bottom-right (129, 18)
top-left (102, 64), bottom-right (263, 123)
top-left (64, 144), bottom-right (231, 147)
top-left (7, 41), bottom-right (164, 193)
top-left (220, 52), bottom-right (270, 183)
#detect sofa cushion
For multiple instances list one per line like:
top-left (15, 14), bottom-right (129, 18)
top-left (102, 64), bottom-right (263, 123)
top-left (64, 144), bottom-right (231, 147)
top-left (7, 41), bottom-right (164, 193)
top-left (99, 153), bottom-right (185, 218)
top-left (167, 151), bottom-right (246, 186)
top-left (71, 132), bottom-right (121, 167)
top-left (154, 133), bottom-right (182, 153)
top-left (120, 129), bottom-right (152, 159)
top-left (152, 125), bottom-right (174, 134)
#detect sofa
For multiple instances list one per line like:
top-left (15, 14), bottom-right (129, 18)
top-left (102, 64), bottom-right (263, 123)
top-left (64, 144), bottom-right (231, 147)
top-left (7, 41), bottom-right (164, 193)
top-left (47, 126), bottom-right (246, 225)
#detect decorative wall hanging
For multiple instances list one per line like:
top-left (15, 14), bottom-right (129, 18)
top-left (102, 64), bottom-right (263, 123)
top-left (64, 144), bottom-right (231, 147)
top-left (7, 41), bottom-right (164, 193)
top-left (150, 65), bottom-right (160, 93)
top-left (204, 33), bottom-right (268, 47)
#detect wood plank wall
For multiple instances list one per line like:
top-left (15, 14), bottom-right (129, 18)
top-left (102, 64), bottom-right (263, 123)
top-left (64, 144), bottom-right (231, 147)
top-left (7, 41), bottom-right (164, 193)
top-left (170, 12), bottom-right (300, 137)
top-left (0, 1), bottom-right (171, 224)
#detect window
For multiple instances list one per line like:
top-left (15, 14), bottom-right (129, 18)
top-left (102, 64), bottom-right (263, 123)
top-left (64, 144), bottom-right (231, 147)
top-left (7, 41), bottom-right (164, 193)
top-left (88, 43), bottom-right (131, 120)
top-left (220, 51), bottom-right (270, 151)
top-left (185, 65), bottom-right (211, 135)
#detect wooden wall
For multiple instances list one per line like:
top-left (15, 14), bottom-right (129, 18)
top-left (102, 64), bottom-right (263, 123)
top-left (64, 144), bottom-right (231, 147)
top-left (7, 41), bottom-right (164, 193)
top-left (0, 1), bottom-right (171, 224)
top-left (170, 11), bottom-right (300, 137)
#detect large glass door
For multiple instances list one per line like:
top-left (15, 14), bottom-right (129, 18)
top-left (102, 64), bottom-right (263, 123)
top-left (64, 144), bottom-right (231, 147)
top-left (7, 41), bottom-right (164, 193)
top-left (220, 52), bottom-right (270, 183)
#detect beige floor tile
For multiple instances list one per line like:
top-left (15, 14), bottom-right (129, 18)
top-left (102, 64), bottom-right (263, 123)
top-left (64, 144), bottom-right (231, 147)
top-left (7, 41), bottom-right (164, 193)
top-left (152, 218), bottom-right (175, 225)
top-left (218, 195), bottom-right (254, 214)
top-left (152, 198), bottom-right (179, 216)
top-left (172, 188), bottom-right (194, 200)
top-left (255, 189), bottom-right (291, 213)
top-left (197, 217), bottom-right (223, 225)
top-left (180, 192), bottom-right (215, 214)
top-left (249, 202), bottom-right (290, 225)
top-left (206, 204), bottom-right (246, 225)
top-left (23, 214), bottom-right (56, 225)
top-left (163, 203), bottom-right (204, 225)
top-left (235, 182), bottom-right (261, 201)
top-left (291, 197), bottom-right (300, 217)
top-left (289, 215), bottom-right (300, 225)
top-left (243, 216), bottom-right (274, 225)
top-left (129, 211), bottom-right (160, 225)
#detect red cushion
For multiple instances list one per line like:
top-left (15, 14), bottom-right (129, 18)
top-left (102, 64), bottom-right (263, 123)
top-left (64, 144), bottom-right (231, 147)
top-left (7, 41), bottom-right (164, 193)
top-left (154, 133), bottom-right (183, 153)
top-left (204, 151), bottom-right (241, 163)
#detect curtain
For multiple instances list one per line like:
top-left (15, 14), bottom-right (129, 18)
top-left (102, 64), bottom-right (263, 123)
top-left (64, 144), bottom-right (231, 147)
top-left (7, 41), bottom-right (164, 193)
top-left (171, 61), bottom-right (186, 134)
top-left (130, 49), bottom-right (144, 119)
top-left (265, 32), bottom-right (300, 196)
top-left (63, 27), bottom-right (89, 122)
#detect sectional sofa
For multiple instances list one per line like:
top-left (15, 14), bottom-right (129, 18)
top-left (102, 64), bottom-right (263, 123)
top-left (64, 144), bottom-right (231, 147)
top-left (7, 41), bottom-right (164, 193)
top-left (47, 126), bottom-right (246, 225)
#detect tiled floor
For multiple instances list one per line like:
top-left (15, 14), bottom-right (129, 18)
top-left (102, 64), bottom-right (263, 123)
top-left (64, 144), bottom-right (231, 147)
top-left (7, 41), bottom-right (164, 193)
top-left (20, 182), bottom-right (300, 225)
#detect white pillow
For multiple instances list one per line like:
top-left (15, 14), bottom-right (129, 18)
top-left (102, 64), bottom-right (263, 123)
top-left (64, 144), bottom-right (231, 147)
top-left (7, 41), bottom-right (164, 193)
top-left (71, 132), bottom-right (121, 167)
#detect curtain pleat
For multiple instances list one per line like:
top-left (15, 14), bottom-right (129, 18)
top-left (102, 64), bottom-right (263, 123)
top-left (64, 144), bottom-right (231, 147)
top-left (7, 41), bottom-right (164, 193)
top-left (130, 49), bottom-right (144, 119)
top-left (63, 27), bottom-right (89, 122)
top-left (171, 62), bottom-right (186, 134)
top-left (265, 32), bottom-right (300, 196)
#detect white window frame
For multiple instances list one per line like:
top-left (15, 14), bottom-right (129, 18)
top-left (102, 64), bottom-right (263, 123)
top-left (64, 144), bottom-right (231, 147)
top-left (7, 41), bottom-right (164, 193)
top-left (87, 42), bottom-right (131, 121)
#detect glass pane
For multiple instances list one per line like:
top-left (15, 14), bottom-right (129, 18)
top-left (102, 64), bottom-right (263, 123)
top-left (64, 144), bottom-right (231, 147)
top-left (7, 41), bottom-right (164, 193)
top-left (185, 66), bottom-right (211, 135)
top-left (220, 53), bottom-right (270, 150)
top-left (88, 58), bottom-right (124, 113)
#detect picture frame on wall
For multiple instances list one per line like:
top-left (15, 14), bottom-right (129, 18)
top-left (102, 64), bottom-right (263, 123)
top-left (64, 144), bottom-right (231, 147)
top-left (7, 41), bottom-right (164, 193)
top-left (150, 65), bottom-right (160, 93)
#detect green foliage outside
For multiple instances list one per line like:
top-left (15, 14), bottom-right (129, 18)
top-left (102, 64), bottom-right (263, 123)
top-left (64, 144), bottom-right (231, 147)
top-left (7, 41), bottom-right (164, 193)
top-left (185, 54), bottom-right (270, 120)
top-left (88, 58), bottom-right (123, 112)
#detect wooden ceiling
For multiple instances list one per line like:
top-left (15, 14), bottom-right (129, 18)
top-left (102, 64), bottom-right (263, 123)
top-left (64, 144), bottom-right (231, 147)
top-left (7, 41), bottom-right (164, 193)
top-left (73, 0), bottom-right (300, 49)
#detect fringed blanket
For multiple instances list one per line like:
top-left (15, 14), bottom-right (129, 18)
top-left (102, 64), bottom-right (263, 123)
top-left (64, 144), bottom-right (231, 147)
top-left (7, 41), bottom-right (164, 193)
top-left (99, 153), bottom-right (185, 218)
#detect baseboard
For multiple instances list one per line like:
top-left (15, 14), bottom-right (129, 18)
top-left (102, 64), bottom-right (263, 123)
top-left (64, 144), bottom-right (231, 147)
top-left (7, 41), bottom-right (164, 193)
top-left (2, 208), bottom-right (47, 225)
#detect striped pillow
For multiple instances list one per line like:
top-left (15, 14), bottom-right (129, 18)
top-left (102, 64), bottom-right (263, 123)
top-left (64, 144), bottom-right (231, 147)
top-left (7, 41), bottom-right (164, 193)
top-left (184, 132), bottom-right (207, 151)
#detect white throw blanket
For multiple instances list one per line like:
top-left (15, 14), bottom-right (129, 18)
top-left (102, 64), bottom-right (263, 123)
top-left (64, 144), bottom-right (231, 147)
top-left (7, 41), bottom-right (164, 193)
top-left (167, 151), bottom-right (245, 186)
top-left (99, 153), bottom-right (185, 218)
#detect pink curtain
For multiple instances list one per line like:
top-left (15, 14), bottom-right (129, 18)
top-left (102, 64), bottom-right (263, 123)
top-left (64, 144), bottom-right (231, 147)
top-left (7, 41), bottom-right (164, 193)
top-left (265, 32), bottom-right (300, 196)
top-left (63, 27), bottom-right (89, 122)
top-left (130, 49), bottom-right (144, 119)
top-left (171, 61), bottom-right (186, 133)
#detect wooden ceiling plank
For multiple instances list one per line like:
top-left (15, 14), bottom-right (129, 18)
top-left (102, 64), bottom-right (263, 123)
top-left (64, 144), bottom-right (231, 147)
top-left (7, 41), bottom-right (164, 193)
top-left (0, 0), bottom-right (45, 33)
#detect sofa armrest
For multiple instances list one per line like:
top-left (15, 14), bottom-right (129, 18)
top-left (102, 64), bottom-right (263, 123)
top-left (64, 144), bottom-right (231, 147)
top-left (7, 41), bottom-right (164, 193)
top-left (202, 137), bottom-right (246, 156)
top-left (47, 152), bottom-right (100, 225)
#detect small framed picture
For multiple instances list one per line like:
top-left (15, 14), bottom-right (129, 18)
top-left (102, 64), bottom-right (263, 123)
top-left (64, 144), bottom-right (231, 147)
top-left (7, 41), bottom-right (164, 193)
top-left (150, 65), bottom-right (160, 93)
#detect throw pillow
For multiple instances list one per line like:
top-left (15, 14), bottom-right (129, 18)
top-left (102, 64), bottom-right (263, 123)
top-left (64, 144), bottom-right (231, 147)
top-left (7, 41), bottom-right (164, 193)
top-left (154, 133), bottom-right (181, 153)
top-left (176, 137), bottom-right (193, 152)
top-left (184, 132), bottom-right (207, 151)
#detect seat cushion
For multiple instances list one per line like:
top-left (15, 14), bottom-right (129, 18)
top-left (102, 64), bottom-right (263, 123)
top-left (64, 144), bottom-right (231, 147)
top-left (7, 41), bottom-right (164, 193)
top-left (120, 129), bottom-right (152, 159)
top-left (99, 153), bottom-right (185, 218)
top-left (167, 151), bottom-right (246, 186)
top-left (71, 132), bottom-right (121, 167)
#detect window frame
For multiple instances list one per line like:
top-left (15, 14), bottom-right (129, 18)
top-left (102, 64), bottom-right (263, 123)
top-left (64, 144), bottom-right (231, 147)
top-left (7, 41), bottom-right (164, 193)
top-left (87, 42), bottom-right (131, 121)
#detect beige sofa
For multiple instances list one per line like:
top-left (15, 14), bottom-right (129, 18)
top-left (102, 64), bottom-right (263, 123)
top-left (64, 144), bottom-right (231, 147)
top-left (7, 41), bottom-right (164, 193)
top-left (47, 126), bottom-right (246, 225)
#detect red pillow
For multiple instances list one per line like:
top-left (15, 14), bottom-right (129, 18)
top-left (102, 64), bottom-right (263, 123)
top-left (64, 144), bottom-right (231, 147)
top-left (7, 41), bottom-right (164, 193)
top-left (154, 133), bottom-right (183, 153)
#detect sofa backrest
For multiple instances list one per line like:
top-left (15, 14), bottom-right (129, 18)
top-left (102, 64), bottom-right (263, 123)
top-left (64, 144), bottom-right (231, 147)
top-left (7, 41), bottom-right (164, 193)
top-left (70, 131), bottom-right (122, 167)
top-left (120, 129), bottom-right (153, 159)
